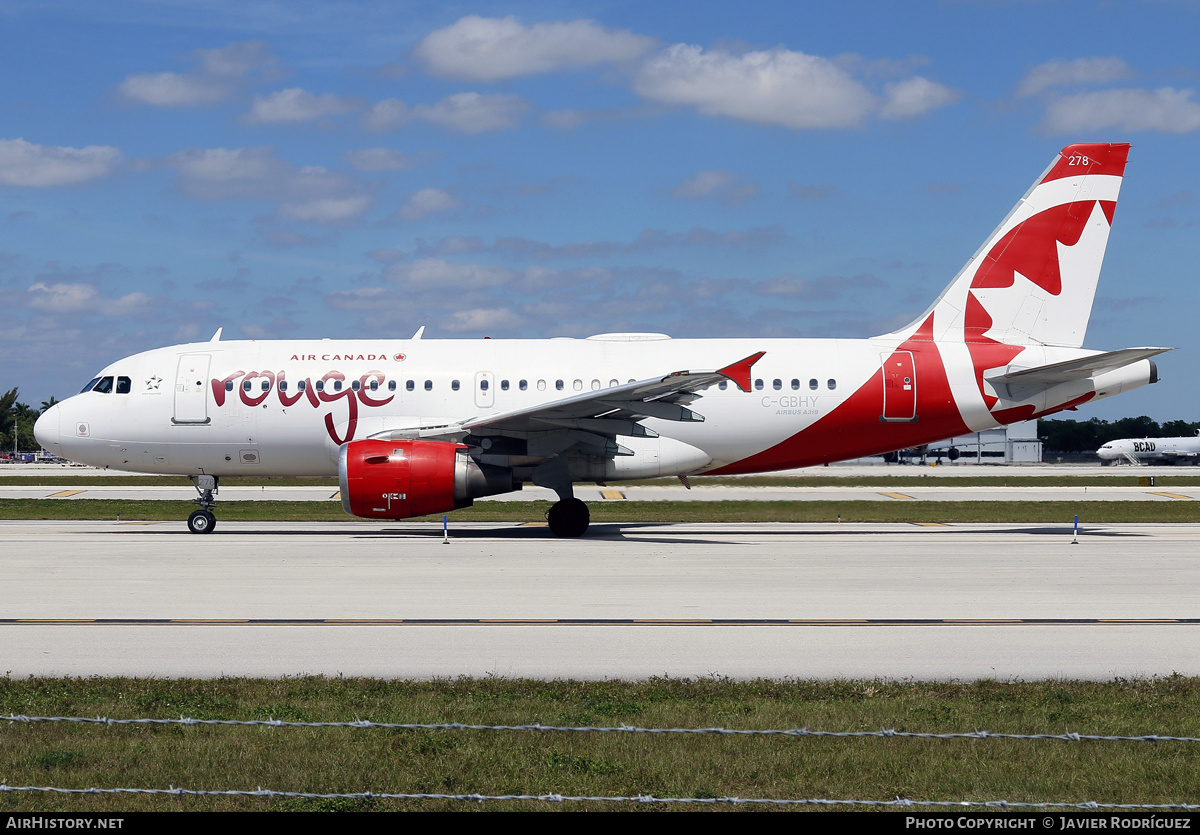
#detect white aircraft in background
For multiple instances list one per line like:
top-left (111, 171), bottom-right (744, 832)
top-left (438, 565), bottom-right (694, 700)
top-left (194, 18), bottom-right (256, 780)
top-left (35, 143), bottom-right (1170, 536)
top-left (1097, 432), bottom-right (1200, 465)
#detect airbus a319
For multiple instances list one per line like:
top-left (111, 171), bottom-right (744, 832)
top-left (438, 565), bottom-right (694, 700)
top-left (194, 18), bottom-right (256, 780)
top-left (35, 143), bottom-right (1169, 536)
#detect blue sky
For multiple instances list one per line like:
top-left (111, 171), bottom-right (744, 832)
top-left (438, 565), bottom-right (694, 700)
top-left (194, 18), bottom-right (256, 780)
top-left (1, 0), bottom-right (1198, 421)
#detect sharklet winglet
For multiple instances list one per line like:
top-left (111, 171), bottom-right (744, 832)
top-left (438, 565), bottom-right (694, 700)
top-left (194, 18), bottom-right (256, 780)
top-left (718, 351), bottom-right (766, 393)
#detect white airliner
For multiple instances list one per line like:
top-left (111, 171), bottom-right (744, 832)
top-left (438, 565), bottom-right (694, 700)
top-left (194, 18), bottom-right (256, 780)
top-left (1097, 432), bottom-right (1200, 465)
top-left (35, 143), bottom-right (1170, 536)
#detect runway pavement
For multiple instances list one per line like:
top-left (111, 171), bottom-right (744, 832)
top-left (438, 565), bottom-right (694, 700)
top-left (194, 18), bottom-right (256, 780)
top-left (1, 519), bottom-right (1197, 680)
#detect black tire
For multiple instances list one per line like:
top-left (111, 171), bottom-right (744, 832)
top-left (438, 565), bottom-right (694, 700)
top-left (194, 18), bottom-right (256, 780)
top-left (547, 498), bottom-right (590, 537)
top-left (187, 509), bottom-right (216, 534)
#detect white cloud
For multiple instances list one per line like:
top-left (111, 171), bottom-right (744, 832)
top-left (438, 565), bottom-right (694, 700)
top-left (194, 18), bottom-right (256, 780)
top-left (634, 44), bottom-right (878, 129)
top-left (365, 93), bottom-right (528, 133)
top-left (247, 88), bottom-right (360, 124)
top-left (194, 40), bottom-right (275, 77)
top-left (0, 138), bottom-right (121, 187)
top-left (165, 146), bottom-right (371, 223)
top-left (880, 77), bottom-right (960, 119)
top-left (445, 307), bottom-right (524, 332)
top-left (413, 15), bottom-right (656, 81)
top-left (412, 92), bottom-right (528, 133)
top-left (1041, 87), bottom-right (1200, 134)
top-left (397, 189), bottom-right (462, 221)
top-left (345, 147), bottom-right (418, 171)
top-left (119, 40), bottom-right (276, 108)
top-left (118, 72), bottom-right (229, 107)
top-left (385, 259), bottom-right (514, 289)
top-left (26, 282), bottom-right (150, 315)
top-left (1017, 57), bottom-right (1135, 98)
top-left (671, 170), bottom-right (758, 205)
top-left (365, 98), bottom-right (409, 131)
top-left (279, 195), bottom-right (373, 223)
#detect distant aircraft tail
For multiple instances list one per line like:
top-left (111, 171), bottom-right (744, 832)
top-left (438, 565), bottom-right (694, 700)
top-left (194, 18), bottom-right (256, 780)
top-left (896, 143), bottom-right (1130, 348)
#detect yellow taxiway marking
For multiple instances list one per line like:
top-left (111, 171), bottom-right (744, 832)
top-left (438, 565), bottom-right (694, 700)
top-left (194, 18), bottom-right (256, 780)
top-left (1148, 491), bottom-right (1193, 500)
top-left (330, 491), bottom-right (341, 499)
top-left (519, 521), bottom-right (549, 527)
top-left (48, 490), bottom-right (85, 498)
top-left (600, 489), bottom-right (626, 500)
top-left (912, 522), bottom-right (949, 527)
top-left (878, 491), bottom-right (915, 500)
top-left (117, 521), bottom-right (168, 526)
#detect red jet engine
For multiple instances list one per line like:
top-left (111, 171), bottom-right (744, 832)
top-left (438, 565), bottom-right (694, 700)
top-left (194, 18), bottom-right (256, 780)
top-left (338, 439), bottom-right (513, 520)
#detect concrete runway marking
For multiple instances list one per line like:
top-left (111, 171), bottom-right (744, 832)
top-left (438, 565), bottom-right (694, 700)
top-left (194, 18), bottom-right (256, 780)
top-left (3, 618), bottom-right (1198, 627)
top-left (878, 491), bottom-right (916, 500)
top-left (47, 490), bottom-right (85, 497)
top-left (912, 522), bottom-right (949, 527)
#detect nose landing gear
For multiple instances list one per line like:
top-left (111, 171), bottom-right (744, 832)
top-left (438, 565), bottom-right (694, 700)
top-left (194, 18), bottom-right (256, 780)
top-left (187, 474), bottom-right (219, 534)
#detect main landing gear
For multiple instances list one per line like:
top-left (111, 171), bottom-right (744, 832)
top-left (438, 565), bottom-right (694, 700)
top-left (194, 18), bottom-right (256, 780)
top-left (187, 474), bottom-right (219, 534)
top-left (547, 497), bottom-right (590, 538)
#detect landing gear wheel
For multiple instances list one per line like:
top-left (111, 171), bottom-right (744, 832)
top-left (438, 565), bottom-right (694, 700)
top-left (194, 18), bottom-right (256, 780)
top-left (547, 498), bottom-right (590, 538)
top-left (187, 509), bottom-right (216, 534)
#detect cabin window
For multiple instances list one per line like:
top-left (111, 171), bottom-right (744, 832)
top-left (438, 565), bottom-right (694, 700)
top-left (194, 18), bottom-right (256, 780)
top-left (262, 380), bottom-right (270, 391)
top-left (591, 379), bottom-right (601, 391)
top-left (424, 380), bottom-right (432, 391)
top-left (537, 380), bottom-right (546, 391)
top-left (406, 380), bottom-right (414, 392)
top-left (573, 379), bottom-right (582, 391)
top-left (369, 380), bottom-right (378, 391)
top-left (809, 378), bottom-right (818, 390)
top-left (451, 380), bottom-right (460, 391)
top-left (480, 379), bottom-right (489, 391)
top-left (279, 381), bottom-right (288, 392)
top-left (225, 381), bottom-right (234, 392)
top-left (718, 381), bottom-right (728, 390)
top-left (297, 381), bottom-right (307, 392)
top-left (791, 379), bottom-right (800, 390)
top-left (243, 380), bottom-right (252, 391)
top-left (754, 379), bottom-right (764, 391)
top-left (315, 381), bottom-right (324, 392)
top-left (556, 379), bottom-right (564, 391)
top-left (827, 379), bottom-right (837, 390)
top-left (333, 380), bottom-right (343, 392)
top-left (609, 379), bottom-right (618, 388)
top-left (772, 379), bottom-right (782, 390)
top-left (501, 380), bottom-right (509, 391)
top-left (388, 381), bottom-right (397, 392)
top-left (351, 380), bottom-right (361, 392)
top-left (520, 380), bottom-right (528, 391)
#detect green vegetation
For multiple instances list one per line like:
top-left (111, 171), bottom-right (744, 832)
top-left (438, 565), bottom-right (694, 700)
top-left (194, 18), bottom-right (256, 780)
top-left (0, 388), bottom-right (52, 455)
top-left (2, 498), bottom-right (1198, 524)
top-left (1040, 416), bottom-right (1200, 454)
top-left (1, 676), bottom-right (1198, 811)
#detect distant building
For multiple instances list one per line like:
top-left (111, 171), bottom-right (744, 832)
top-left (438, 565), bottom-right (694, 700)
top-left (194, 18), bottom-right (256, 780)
top-left (924, 420), bottom-right (1042, 464)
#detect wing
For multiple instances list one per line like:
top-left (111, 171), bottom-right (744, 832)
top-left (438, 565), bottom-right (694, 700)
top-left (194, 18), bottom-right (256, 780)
top-left (367, 351), bottom-right (764, 458)
top-left (985, 347), bottom-right (1171, 386)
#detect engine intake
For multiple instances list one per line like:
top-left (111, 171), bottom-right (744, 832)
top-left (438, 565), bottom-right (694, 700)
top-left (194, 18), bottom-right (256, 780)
top-left (338, 439), bottom-right (513, 520)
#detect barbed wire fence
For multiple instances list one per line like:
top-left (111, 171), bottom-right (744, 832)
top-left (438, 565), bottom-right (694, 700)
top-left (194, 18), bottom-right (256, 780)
top-left (5, 714), bottom-right (1200, 809)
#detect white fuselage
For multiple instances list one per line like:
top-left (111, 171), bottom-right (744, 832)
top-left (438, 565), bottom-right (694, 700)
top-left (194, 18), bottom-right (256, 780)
top-left (35, 333), bottom-right (1146, 480)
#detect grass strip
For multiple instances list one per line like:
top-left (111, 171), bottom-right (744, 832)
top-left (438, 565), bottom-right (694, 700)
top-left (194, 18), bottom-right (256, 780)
top-left (4, 474), bottom-right (1200, 487)
top-left (2, 498), bottom-right (1199, 524)
top-left (1, 676), bottom-right (1199, 812)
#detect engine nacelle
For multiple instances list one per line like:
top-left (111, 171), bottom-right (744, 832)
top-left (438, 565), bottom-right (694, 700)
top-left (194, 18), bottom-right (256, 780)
top-left (338, 439), bottom-right (514, 520)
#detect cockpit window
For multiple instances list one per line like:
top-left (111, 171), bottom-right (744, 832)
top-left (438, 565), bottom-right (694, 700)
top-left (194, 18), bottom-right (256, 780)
top-left (92, 376), bottom-right (114, 394)
top-left (116, 376), bottom-right (132, 394)
top-left (80, 377), bottom-right (101, 393)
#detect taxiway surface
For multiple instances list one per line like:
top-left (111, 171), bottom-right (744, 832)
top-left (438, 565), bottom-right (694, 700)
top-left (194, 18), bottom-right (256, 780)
top-left (2, 519), bottom-right (1197, 681)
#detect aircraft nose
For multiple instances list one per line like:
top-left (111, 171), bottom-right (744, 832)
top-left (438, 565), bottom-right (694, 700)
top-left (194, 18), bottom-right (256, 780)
top-left (34, 403), bottom-right (62, 452)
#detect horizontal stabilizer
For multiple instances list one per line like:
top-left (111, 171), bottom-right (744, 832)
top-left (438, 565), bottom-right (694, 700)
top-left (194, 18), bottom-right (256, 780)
top-left (986, 347), bottom-right (1172, 386)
